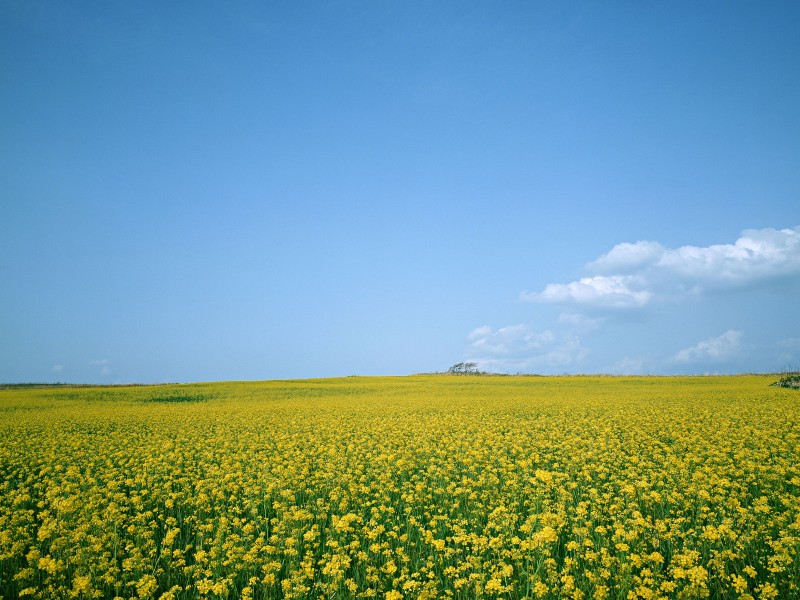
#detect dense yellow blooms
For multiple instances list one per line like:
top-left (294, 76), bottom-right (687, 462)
top-left (1, 375), bottom-right (798, 598)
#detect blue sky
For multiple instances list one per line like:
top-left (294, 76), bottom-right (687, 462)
top-left (2, 2), bottom-right (799, 382)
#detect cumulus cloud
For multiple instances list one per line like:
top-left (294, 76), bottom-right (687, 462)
top-left (523, 275), bottom-right (652, 309)
top-left (672, 330), bottom-right (743, 363)
top-left (526, 227), bottom-right (800, 310)
top-left (587, 241), bottom-right (666, 274)
top-left (465, 227), bottom-right (796, 374)
top-left (656, 227), bottom-right (800, 283)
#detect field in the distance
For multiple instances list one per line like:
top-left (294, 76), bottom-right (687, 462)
top-left (1, 375), bottom-right (798, 599)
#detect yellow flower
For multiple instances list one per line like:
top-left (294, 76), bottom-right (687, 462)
top-left (381, 560), bottom-right (398, 575)
top-left (136, 574), bottom-right (158, 599)
top-left (485, 577), bottom-right (503, 594)
top-left (72, 574), bottom-right (92, 595)
top-left (37, 556), bottom-right (59, 576)
top-left (756, 583), bottom-right (779, 600)
top-left (731, 574), bottom-right (748, 594)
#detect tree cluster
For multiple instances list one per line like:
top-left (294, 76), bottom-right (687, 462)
top-left (771, 373), bottom-right (800, 390)
top-left (447, 362), bottom-right (479, 375)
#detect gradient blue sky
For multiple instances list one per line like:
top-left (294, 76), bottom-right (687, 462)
top-left (3, 2), bottom-right (799, 383)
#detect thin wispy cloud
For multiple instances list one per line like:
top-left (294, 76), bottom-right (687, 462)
top-left (671, 330), bottom-right (744, 364)
top-left (467, 324), bottom-right (555, 356)
top-left (90, 359), bottom-right (112, 377)
top-left (611, 356), bottom-right (649, 375)
top-left (466, 325), bottom-right (588, 372)
top-left (776, 338), bottom-right (800, 368)
top-left (557, 312), bottom-right (602, 329)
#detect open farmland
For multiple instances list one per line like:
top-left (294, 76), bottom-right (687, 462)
top-left (1, 376), bottom-right (798, 599)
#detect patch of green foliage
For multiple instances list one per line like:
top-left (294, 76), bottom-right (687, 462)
top-left (771, 373), bottom-right (800, 390)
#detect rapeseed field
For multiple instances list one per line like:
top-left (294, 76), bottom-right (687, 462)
top-left (0, 375), bottom-right (798, 599)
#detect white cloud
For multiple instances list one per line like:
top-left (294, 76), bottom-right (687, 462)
top-left (468, 324), bottom-right (555, 356)
top-left (657, 227), bottom-right (800, 284)
top-left (672, 330), bottom-right (743, 363)
top-left (540, 336), bottom-right (590, 367)
top-left (557, 312), bottom-right (602, 329)
top-left (587, 241), bottom-right (666, 274)
top-left (523, 275), bottom-right (652, 309)
top-left (51, 364), bottom-right (64, 373)
top-left (465, 325), bottom-right (587, 372)
top-left (467, 227), bottom-right (796, 374)
top-left (467, 325), bottom-right (492, 341)
top-left (527, 227), bottom-right (800, 310)
top-left (611, 356), bottom-right (648, 375)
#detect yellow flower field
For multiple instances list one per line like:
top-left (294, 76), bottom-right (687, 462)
top-left (1, 376), bottom-right (798, 599)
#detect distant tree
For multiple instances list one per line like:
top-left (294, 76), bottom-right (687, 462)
top-left (448, 362), bottom-right (478, 375)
